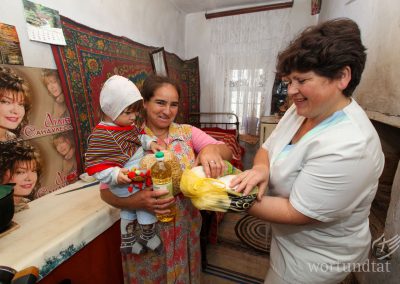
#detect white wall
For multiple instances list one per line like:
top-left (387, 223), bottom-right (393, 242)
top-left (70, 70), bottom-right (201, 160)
top-left (0, 0), bottom-right (186, 69)
top-left (4, 0), bottom-right (397, 118)
top-left (184, 0), bottom-right (316, 112)
top-left (319, 0), bottom-right (400, 118)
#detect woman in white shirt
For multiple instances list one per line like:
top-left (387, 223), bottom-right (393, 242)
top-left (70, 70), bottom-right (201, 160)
top-left (231, 18), bottom-right (385, 284)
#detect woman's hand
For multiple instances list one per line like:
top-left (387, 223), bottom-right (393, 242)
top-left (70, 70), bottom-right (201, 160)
top-left (230, 148), bottom-right (270, 200)
top-left (230, 164), bottom-right (269, 200)
top-left (195, 144), bottom-right (231, 178)
top-left (137, 187), bottom-right (175, 214)
top-left (100, 185), bottom-right (175, 214)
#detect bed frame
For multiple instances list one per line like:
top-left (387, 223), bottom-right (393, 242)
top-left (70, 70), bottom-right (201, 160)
top-left (189, 112), bottom-right (240, 141)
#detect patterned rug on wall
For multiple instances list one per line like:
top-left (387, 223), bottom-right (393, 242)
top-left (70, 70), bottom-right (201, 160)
top-left (51, 16), bottom-right (200, 171)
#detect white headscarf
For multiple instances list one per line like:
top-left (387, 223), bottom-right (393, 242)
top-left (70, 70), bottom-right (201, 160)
top-left (99, 75), bottom-right (143, 121)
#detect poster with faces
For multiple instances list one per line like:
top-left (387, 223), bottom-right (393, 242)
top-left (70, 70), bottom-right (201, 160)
top-left (22, 0), bottom-right (66, 46)
top-left (0, 64), bottom-right (76, 211)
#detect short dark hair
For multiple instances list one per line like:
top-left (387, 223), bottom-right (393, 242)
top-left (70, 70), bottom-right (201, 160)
top-left (141, 75), bottom-right (181, 102)
top-left (126, 100), bottom-right (144, 113)
top-left (10, 142), bottom-right (42, 177)
top-left (276, 18), bottom-right (366, 97)
top-left (0, 141), bottom-right (42, 189)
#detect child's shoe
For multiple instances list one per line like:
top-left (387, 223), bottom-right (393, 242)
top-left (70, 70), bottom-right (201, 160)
top-left (121, 233), bottom-right (145, 254)
top-left (138, 224), bottom-right (163, 252)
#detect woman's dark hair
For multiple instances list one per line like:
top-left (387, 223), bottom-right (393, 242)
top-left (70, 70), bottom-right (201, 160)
top-left (0, 141), bottom-right (42, 195)
top-left (141, 75), bottom-right (181, 102)
top-left (0, 142), bottom-right (17, 183)
top-left (9, 142), bottom-right (42, 180)
top-left (276, 18), bottom-right (366, 97)
top-left (127, 100), bottom-right (144, 113)
top-left (0, 66), bottom-right (32, 133)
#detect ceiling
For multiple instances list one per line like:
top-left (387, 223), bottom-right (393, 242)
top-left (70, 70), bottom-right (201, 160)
top-left (168, 0), bottom-right (289, 14)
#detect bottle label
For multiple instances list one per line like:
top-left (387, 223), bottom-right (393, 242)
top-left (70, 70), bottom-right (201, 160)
top-left (153, 182), bottom-right (173, 198)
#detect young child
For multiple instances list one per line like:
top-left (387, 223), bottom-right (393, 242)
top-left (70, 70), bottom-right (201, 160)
top-left (85, 75), bottom-right (164, 254)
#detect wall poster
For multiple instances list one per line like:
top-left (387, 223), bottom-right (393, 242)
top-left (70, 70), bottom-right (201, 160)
top-left (0, 64), bottom-right (77, 212)
top-left (0, 22), bottom-right (24, 65)
top-left (22, 0), bottom-right (66, 45)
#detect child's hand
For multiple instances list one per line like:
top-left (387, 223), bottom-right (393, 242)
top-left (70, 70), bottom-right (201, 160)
top-left (117, 168), bottom-right (131, 184)
top-left (150, 141), bottom-right (166, 153)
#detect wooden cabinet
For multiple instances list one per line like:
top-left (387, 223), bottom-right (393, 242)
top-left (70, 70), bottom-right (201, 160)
top-left (38, 222), bottom-right (123, 284)
top-left (0, 181), bottom-right (122, 284)
top-left (259, 116), bottom-right (280, 147)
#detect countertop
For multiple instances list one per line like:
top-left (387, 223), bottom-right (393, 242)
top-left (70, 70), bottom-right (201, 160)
top-left (0, 180), bottom-right (119, 279)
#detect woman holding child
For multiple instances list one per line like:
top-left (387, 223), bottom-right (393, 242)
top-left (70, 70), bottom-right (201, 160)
top-left (100, 75), bottom-right (232, 283)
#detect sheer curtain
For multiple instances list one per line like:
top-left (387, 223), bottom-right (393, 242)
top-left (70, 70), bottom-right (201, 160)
top-left (203, 9), bottom-right (292, 135)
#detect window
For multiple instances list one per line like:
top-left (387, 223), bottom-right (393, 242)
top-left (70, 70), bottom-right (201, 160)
top-left (229, 68), bottom-right (266, 134)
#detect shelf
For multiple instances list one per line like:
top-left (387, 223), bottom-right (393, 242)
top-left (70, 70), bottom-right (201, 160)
top-left (366, 110), bottom-right (400, 128)
top-left (260, 115), bottom-right (281, 124)
top-left (259, 116), bottom-right (280, 147)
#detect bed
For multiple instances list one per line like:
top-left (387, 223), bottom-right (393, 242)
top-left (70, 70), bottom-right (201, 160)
top-left (189, 112), bottom-right (244, 170)
top-left (189, 112), bottom-right (245, 269)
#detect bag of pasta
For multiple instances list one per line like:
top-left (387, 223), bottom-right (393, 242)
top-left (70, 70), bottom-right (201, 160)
top-left (180, 161), bottom-right (258, 212)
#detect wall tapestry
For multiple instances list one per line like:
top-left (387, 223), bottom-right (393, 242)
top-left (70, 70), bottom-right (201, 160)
top-left (0, 64), bottom-right (77, 211)
top-left (51, 16), bottom-right (200, 171)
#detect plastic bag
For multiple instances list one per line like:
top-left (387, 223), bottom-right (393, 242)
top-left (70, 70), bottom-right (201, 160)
top-left (180, 161), bottom-right (258, 212)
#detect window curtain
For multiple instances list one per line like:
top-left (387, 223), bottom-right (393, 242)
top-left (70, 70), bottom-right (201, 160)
top-left (203, 9), bottom-right (292, 135)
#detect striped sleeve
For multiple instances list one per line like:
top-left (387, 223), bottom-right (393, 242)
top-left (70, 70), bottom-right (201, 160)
top-left (85, 128), bottom-right (128, 175)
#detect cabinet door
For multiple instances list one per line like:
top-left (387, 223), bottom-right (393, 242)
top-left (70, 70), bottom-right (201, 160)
top-left (259, 123), bottom-right (277, 147)
top-left (38, 222), bottom-right (123, 284)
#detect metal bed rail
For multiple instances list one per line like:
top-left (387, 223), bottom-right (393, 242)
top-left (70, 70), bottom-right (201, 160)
top-left (189, 112), bottom-right (240, 140)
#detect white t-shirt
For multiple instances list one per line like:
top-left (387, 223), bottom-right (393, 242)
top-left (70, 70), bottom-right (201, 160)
top-left (262, 99), bottom-right (384, 284)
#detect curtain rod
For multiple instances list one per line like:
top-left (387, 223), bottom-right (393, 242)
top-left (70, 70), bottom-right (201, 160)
top-left (205, 1), bottom-right (293, 19)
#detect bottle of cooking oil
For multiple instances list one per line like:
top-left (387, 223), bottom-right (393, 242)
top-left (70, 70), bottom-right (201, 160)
top-left (151, 151), bottom-right (176, 222)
